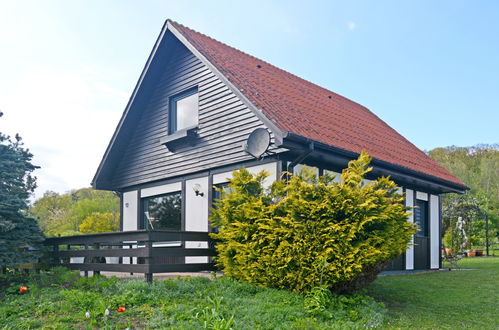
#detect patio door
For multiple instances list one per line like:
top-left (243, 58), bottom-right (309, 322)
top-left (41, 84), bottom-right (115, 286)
top-left (414, 199), bottom-right (430, 269)
top-left (139, 182), bottom-right (184, 265)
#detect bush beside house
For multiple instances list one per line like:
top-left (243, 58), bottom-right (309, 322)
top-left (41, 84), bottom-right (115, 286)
top-left (211, 151), bottom-right (415, 293)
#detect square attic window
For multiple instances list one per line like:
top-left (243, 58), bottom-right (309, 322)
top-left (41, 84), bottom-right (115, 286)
top-left (169, 87), bottom-right (199, 134)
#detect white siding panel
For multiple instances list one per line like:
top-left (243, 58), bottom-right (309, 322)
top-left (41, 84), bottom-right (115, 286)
top-left (416, 191), bottom-right (429, 201)
top-left (213, 171), bottom-right (232, 185)
top-left (122, 191), bottom-right (138, 264)
top-left (324, 169), bottom-right (342, 183)
top-left (293, 164), bottom-right (319, 177)
top-left (430, 194), bottom-right (440, 269)
top-left (213, 162), bottom-right (277, 188)
top-left (123, 191), bottom-right (138, 231)
top-left (185, 176), bottom-right (209, 264)
top-left (405, 189), bottom-right (415, 270)
top-left (141, 182), bottom-right (182, 198)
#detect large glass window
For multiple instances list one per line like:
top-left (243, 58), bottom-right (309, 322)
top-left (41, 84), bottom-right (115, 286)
top-left (211, 183), bottom-right (230, 233)
top-left (415, 199), bottom-right (429, 237)
top-left (141, 192), bottom-right (182, 230)
top-left (169, 88), bottom-right (199, 134)
top-left (212, 183), bottom-right (230, 207)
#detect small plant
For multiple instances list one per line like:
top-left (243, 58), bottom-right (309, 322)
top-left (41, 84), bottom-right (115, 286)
top-left (304, 286), bottom-right (387, 327)
top-left (304, 286), bottom-right (333, 315)
top-left (194, 296), bottom-right (235, 329)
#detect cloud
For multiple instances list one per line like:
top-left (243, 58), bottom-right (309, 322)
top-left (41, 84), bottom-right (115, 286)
top-left (347, 21), bottom-right (357, 31)
top-left (0, 65), bottom-right (126, 199)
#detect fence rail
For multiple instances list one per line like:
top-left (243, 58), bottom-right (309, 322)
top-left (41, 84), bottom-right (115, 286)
top-left (43, 230), bottom-right (217, 282)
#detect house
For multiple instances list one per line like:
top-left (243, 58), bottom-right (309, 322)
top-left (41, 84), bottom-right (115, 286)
top-left (92, 19), bottom-right (468, 271)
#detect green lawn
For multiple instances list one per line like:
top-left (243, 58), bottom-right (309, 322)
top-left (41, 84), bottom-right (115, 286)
top-left (367, 257), bottom-right (499, 329)
top-left (0, 268), bottom-right (384, 329)
top-left (1, 257), bottom-right (498, 329)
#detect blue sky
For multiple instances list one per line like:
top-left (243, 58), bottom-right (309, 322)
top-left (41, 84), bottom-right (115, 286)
top-left (1, 0), bottom-right (498, 197)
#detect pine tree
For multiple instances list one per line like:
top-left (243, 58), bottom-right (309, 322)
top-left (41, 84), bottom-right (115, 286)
top-left (0, 130), bottom-right (44, 266)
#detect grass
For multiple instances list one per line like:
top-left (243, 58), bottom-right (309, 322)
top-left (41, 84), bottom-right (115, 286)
top-left (1, 257), bottom-right (497, 329)
top-left (0, 268), bottom-right (385, 329)
top-left (367, 256), bottom-right (499, 329)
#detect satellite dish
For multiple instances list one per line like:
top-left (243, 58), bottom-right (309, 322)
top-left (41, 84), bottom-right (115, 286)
top-left (243, 128), bottom-right (271, 158)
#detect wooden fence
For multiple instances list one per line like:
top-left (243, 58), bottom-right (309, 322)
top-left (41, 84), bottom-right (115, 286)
top-left (43, 230), bottom-right (217, 282)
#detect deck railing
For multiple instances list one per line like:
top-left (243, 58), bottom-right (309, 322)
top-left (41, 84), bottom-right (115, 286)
top-left (43, 230), bottom-right (217, 282)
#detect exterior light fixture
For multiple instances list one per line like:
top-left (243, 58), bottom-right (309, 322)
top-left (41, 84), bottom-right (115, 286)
top-left (193, 183), bottom-right (204, 197)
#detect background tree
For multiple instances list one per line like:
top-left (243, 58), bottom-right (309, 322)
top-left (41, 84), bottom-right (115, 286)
top-left (429, 145), bottom-right (499, 248)
top-left (79, 212), bottom-right (119, 233)
top-left (0, 132), bottom-right (44, 266)
top-left (31, 188), bottom-right (120, 236)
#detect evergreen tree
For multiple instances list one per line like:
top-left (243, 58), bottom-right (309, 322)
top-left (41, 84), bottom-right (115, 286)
top-left (0, 131), bottom-right (44, 266)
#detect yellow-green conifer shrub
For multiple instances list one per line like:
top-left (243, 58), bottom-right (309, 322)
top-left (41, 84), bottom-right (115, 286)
top-left (210, 151), bottom-right (415, 293)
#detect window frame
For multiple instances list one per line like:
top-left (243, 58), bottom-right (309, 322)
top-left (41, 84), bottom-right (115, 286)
top-left (211, 182), bottom-right (231, 233)
top-left (168, 87), bottom-right (199, 135)
top-left (140, 191), bottom-right (183, 231)
top-left (212, 183), bottom-right (231, 208)
top-left (415, 199), bottom-right (429, 238)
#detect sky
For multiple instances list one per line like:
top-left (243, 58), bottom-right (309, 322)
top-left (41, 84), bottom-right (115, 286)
top-left (1, 0), bottom-right (498, 199)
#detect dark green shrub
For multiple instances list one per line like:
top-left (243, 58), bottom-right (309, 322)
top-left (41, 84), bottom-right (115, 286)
top-left (211, 151), bottom-right (415, 293)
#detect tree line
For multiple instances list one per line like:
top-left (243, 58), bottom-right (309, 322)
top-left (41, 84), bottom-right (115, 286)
top-left (30, 188), bottom-right (120, 237)
top-left (428, 144), bottom-right (499, 248)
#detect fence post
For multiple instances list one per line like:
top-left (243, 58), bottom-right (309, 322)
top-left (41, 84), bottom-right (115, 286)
top-left (94, 243), bottom-right (101, 276)
top-left (52, 244), bottom-right (59, 265)
top-left (144, 233), bottom-right (153, 283)
top-left (84, 244), bottom-right (89, 278)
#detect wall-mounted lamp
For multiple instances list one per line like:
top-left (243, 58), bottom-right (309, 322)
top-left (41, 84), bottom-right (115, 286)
top-left (193, 183), bottom-right (204, 197)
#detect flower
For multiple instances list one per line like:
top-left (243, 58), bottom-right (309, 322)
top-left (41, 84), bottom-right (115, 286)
top-left (19, 286), bottom-right (27, 293)
top-left (117, 307), bottom-right (126, 313)
top-left (85, 311), bottom-right (90, 319)
top-left (104, 308), bottom-right (110, 316)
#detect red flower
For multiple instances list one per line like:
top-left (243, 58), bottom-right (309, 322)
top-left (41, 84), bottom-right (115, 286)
top-left (117, 307), bottom-right (126, 313)
top-left (19, 286), bottom-right (28, 293)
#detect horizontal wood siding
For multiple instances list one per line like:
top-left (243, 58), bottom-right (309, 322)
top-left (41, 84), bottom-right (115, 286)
top-left (112, 32), bottom-right (276, 188)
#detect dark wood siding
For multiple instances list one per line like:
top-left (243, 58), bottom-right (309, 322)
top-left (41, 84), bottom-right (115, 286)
top-left (111, 32), bottom-right (276, 189)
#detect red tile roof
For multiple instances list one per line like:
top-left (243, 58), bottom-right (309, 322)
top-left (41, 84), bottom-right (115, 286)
top-left (171, 21), bottom-right (465, 187)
